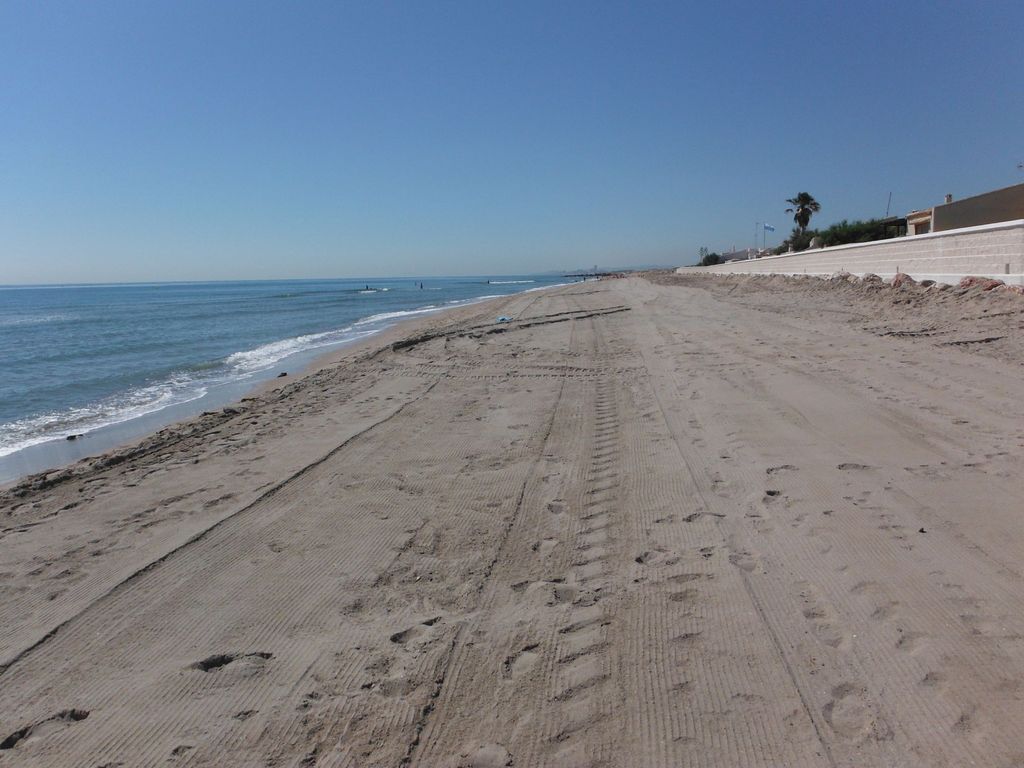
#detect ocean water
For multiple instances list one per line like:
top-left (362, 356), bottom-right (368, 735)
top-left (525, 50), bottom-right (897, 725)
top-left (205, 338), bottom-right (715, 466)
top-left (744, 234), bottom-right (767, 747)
top-left (0, 275), bottom-right (567, 482)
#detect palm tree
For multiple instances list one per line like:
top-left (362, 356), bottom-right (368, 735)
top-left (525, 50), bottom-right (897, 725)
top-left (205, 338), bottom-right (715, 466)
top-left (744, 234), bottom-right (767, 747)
top-left (785, 192), bottom-right (821, 232)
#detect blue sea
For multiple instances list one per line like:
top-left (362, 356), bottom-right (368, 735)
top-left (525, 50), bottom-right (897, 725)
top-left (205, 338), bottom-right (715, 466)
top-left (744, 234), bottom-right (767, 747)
top-left (0, 275), bottom-right (569, 482)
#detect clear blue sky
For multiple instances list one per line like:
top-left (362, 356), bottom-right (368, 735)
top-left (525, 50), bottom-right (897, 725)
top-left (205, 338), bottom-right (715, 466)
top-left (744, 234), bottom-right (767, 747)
top-left (2, 1), bottom-right (1022, 283)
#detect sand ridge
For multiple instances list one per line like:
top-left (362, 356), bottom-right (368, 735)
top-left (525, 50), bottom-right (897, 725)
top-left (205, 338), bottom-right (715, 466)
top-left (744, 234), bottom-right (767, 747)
top-left (0, 276), bottom-right (1022, 766)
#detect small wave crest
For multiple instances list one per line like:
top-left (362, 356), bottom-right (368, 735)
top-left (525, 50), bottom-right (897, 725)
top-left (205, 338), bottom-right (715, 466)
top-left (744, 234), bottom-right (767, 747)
top-left (0, 375), bottom-right (208, 457)
top-left (353, 305), bottom-right (445, 327)
top-left (450, 295), bottom-right (501, 304)
top-left (525, 281), bottom-right (571, 292)
top-left (224, 328), bottom-right (371, 373)
top-left (0, 313), bottom-right (74, 327)
top-left (488, 280), bottom-right (535, 284)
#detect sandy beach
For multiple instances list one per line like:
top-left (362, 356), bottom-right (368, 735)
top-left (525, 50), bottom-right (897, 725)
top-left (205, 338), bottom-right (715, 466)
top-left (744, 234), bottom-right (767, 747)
top-left (1, 273), bottom-right (1022, 767)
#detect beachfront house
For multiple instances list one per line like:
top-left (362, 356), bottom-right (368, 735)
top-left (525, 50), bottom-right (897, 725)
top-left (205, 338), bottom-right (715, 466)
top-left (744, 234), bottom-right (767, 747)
top-left (721, 248), bottom-right (757, 262)
top-left (908, 182), bottom-right (1024, 235)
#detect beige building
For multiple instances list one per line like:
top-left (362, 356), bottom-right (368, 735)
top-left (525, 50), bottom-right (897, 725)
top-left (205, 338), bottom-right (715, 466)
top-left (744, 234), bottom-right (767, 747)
top-left (906, 208), bottom-right (933, 235)
top-left (908, 182), bottom-right (1024, 236)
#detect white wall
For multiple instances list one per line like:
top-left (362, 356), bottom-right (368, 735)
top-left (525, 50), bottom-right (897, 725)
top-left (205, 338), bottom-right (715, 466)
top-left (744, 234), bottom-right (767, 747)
top-left (680, 219), bottom-right (1024, 285)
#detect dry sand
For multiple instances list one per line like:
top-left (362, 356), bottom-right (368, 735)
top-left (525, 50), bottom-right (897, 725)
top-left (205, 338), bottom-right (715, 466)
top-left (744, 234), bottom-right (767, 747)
top-left (1, 274), bottom-right (1022, 767)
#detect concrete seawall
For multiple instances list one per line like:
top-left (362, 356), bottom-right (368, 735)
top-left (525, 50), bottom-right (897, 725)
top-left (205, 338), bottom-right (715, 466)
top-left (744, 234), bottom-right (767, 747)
top-left (679, 219), bottom-right (1024, 285)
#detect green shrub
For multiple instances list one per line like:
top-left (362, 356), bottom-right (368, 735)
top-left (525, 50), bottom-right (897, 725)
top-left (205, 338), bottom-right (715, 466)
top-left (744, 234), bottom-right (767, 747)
top-left (818, 218), bottom-right (902, 246)
top-left (775, 217), bottom-right (902, 253)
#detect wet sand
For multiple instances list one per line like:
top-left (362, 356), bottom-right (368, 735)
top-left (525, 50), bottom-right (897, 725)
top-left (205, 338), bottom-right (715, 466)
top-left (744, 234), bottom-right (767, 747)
top-left (1, 274), bottom-right (1023, 766)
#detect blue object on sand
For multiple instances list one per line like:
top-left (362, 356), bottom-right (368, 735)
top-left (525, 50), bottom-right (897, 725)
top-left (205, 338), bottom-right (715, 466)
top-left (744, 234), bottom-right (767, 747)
top-left (496, 315), bottom-right (512, 323)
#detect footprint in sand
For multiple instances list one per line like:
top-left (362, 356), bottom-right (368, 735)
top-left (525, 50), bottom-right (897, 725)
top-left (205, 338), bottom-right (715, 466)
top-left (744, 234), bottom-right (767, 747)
top-left (869, 600), bottom-right (901, 621)
top-left (1, 710), bottom-right (90, 751)
top-left (950, 705), bottom-right (987, 745)
top-left (667, 573), bottom-right (714, 584)
top-left (389, 616), bottom-right (442, 645)
top-left (668, 588), bottom-right (699, 604)
top-left (531, 538), bottom-right (559, 556)
top-left (551, 584), bottom-right (577, 604)
top-left (822, 683), bottom-right (873, 740)
top-left (448, 742), bottom-right (513, 767)
top-left (190, 651), bottom-right (273, 673)
top-left (727, 548), bottom-right (759, 573)
top-left (634, 548), bottom-right (671, 566)
top-left (960, 614), bottom-right (1024, 641)
top-left (795, 581), bottom-right (852, 651)
top-left (670, 631), bottom-right (702, 647)
top-left (895, 630), bottom-right (929, 654)
top-left (501, 644), bottom-right (541, 680)
top-left (920, 670), bottom-right (948, 690)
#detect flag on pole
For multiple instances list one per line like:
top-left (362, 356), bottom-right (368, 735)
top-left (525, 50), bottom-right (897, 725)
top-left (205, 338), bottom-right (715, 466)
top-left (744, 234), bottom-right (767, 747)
top-left (763, 223), bottom-right (775, 232)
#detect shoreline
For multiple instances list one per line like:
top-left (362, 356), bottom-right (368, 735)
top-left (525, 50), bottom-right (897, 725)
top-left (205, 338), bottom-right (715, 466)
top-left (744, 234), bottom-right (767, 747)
top-left (0, 286), bottom-right (565, 493)
top-left (0, 285), bottom-right (562, 491)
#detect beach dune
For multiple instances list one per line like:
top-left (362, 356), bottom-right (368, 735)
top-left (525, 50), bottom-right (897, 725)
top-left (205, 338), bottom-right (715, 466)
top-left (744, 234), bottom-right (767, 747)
top-left (1, 275), bottom-right (1022, 766)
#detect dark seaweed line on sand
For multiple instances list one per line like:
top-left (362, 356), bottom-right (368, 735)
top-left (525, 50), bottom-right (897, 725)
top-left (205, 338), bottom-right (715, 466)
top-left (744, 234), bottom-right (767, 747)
top-left (392, 307), bottom-right (630, 352)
